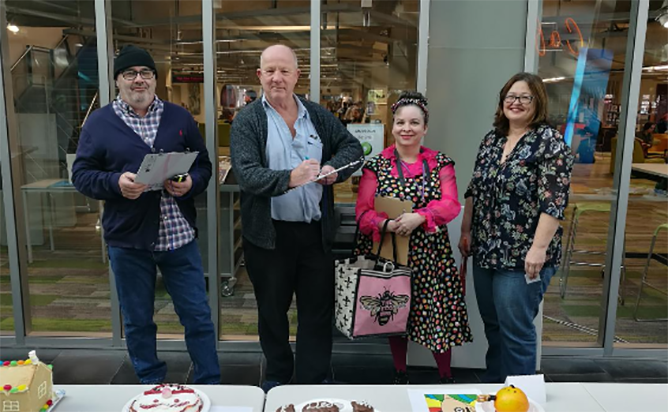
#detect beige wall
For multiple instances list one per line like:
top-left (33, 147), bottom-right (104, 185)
top-left (6, 27), bottom-right (66, 66)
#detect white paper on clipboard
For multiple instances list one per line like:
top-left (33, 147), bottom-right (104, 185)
top-left (135, 151), bottom-right (199, 191)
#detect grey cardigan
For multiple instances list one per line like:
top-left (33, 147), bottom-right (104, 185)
top-left (230, 97), bottom-right (363, 250)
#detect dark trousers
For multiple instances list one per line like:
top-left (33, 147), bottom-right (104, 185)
top-left (243, 220), bottom-right (334, 384)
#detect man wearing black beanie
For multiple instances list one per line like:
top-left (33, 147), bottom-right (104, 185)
top-left (72, 45), bottom-right (220, 384)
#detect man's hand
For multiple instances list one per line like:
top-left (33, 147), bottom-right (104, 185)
top-left (289, 159), bottom-right (320, 188)
top-left (394, 213), bottom-right (426, 237)
top-left (164, 175), bottom-right (193, 198)
top-left (316, 165), bottom-right (338, 186)
top-left (119, 172), bottom-right (148, 199)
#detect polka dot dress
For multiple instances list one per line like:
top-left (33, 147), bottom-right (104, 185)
top-left (356, 153), bottom-right (473, 352)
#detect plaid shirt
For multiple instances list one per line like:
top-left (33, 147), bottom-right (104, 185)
top-left (112, 95), bottom-right (195, 251)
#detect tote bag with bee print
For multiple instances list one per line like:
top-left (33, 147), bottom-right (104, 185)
top-left (335, 221), bottom-right (412, 340)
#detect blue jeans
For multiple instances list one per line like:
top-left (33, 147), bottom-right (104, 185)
top-left (108, 241), bottom-right (220, 384)
top-left (472, 262), bottom-right (555, 382)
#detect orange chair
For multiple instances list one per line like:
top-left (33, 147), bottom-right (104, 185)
top-left (650, 133), bottom-right (668, 153)
top-left (610, 136), bottom-right (664, 175)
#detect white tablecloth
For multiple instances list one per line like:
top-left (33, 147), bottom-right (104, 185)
top-left (52, 382), bottom-right (668, 412)
top-left (582, 383), bottom-right (668, 412)
top-left (264, 383), bottom-right (609, 412)
top-left (56, 384), bottom-right (265, 412)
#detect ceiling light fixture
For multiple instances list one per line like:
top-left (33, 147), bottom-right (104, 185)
top-left (643, 65), bottom-right (668, 71)
top-left (543, 76), bottom-right (566, 83)
top-left (657, 1), bottom-right (668, 28)
top-left (7, 24), bottom-right (19, 33)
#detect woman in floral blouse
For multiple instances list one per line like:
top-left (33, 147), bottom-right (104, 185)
top-left (356, 91), bottom-right (472, 384)
top-left (459, 73), bottom-right (573, 382)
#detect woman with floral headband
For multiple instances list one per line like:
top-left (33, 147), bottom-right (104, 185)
top-left (355, 91), bottom-right (472, 384)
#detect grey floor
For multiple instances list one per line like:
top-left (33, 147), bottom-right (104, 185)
top-left (0, 347), bottom-right (666, 386)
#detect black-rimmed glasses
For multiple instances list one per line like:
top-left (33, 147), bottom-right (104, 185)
top-left (121, 70), bottom-right (155, 81)
top-left (504, 95), bottom-right (534, 105)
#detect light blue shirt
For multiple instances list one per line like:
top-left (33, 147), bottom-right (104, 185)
top-left (263, 95), bottom-right (323, 222)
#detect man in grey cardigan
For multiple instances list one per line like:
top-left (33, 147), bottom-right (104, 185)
top-left (230, 45), bottom-right (363, 391)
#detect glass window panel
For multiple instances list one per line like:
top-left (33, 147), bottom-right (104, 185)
top-left (320, 0), bottom-right (419, 205)
top-left (538, 0), bottom-right (638, 346)
top-left (0, 165), bottom-right (12, 337)
top-left (614, 1), bottom-right (667, 346)
top-left (315, 0), bottom-right (419, 346)
top-left (3, 2), bottom-right (109, 336)
top-left (215, 0), bottom-right (311, 340)
top-left (110, 0), bottom-right (210, 339)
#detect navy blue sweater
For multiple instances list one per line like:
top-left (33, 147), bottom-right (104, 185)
top-left (72, 102), bottom-right (212, 250)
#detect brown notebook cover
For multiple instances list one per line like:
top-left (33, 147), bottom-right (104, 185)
top-left (373, 196), bottom-right (412, 266)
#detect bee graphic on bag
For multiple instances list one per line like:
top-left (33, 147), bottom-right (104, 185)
top-left (359, 290), bottom-right (410, 326)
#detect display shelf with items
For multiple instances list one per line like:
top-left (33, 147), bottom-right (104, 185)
top-left (605, 103), bottom-right (620, 126)
top-left (195, 169), bottom-right (243, 297)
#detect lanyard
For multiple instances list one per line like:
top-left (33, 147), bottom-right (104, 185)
top-left (394, 148), bottom-right (430, 201)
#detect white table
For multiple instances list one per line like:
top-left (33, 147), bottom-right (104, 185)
top-left (582, 383), bottom-right (668, 412)
top-left (56, 384), bottom-right (265, 412)
top-left (632, 163), bottom-right (668, 179)
top-left (265, 383), bottom-right (607, 412)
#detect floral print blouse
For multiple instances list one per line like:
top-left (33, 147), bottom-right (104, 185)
top-left (464, 124), bottom-right (574, 270)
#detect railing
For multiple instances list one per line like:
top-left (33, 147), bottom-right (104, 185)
top-left (10, 45), bottom-right (35, 72)
top-left (81, 91), bottom-right (99, 127)
top-left (9, 34), bottom-right (96, 185)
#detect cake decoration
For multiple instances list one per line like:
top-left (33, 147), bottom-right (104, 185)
top-left (351, 400), bottom-right (375, 412)
top-left (0, 351), bottom-right (54, 412)
top-left (302, 400), bottom-right (340, 412)
top-left (128, 384), bottom-right (203, 412)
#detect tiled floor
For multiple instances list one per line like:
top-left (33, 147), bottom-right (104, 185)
top-left (0, 347), bottom-right (666, 386)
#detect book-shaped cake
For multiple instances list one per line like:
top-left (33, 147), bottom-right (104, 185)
top-left (424, 393), bottom-right (477, 412)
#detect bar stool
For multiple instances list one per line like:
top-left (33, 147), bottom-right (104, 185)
top-left (559, 202), bottom-right (627, 304)
top-left (633, 223), bottom-right (668, 322)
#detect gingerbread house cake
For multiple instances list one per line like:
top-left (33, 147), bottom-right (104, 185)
top-left (0, 351), bottom-right (54, 412)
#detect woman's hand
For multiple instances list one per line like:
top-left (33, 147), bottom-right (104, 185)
top-left (459, 231), bottom-right (472, 259)
top-left (525, 245), bottom-right (547, 279)
top-left (394, 213), bottom-right (425, 237)
top-left (378, 219), bottom-right (400, 233)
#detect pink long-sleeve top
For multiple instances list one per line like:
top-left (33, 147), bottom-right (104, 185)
top-left (355, 145), bottom-right (461, 242)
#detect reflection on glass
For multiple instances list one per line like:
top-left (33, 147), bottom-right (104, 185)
top-left (538, 0), bottom-right (636, 346)
top-left (110, 0), bottom-right (209, 338)
top-left (215, 0), bottom-right (311, 339)
top-left (615, 1), bottom-right (667, 345)
top-left (319, 0), bottom-right (419, 204)
top-left (0, 166), bottom-right (12, 336)
top-left (4, 5), bottom-right (110, 336)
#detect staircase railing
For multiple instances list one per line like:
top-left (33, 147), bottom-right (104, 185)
top-left (81, 91), bottom-right (99, 127)
top-left (10, 45), bottom-right (35, 72)
top-left (9, 33), bottom-right (98, 184)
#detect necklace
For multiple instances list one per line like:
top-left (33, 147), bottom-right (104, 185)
top-left (394, 148), bottom-right (431, 201)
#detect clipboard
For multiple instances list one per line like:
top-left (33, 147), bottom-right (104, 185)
top-left (135, 151), bottom-right (199, 191)
top-left (373, 196), bottom-right (412, 266)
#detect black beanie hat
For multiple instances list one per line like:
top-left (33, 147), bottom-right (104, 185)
top-left (114, 45), bottom-right (157, 79)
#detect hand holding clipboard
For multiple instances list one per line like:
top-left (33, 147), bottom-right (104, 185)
top-left (283, 157), bottom-right (364, 194)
